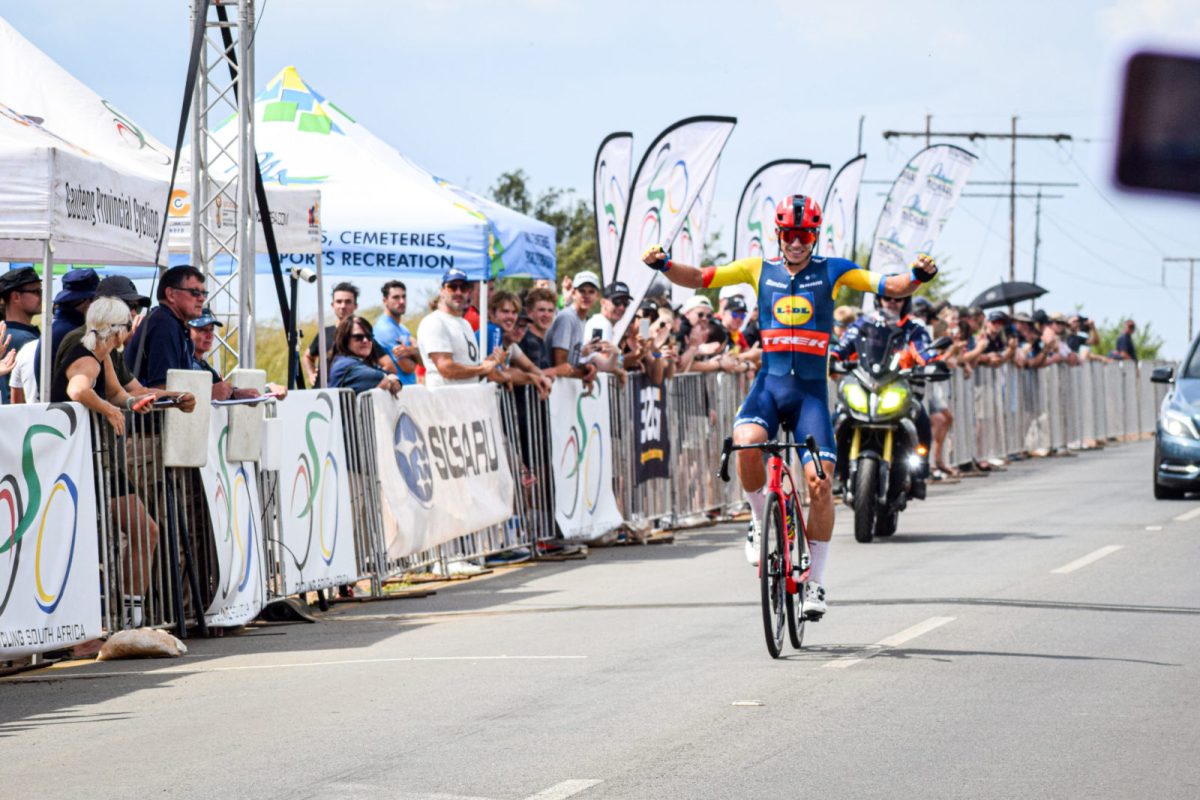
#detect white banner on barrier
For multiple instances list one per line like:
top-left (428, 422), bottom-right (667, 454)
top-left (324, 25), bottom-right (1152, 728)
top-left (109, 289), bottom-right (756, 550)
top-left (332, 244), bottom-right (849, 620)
top-left (0, 403), bottom-right (100, 658)
top-left (200, 407), bottom-right (267, 627)
top-left (272, 391), bottom-right (358, 595)
top-left (549, 379), bottom-right (624, 540)
top-left (372, 384), bottom-right (515, 558)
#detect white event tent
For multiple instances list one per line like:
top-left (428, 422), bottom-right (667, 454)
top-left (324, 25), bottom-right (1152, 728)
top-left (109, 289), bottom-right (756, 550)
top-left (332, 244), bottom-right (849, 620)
top-left (207, 66), bottom-right (556, 282)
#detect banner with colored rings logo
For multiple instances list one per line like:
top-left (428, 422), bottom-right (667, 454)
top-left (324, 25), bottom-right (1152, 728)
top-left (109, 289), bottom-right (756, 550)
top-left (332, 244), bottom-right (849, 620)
top-left (371, 383), bottom-right (515, 559)
top-left (0, 403), bottom-right (101, 658)
top-left (549, 378), bottom-right (624, 541)
top-left (273, 391), bottom-right (358, 596)
top-left (200, 407), bottom-right (267, 627)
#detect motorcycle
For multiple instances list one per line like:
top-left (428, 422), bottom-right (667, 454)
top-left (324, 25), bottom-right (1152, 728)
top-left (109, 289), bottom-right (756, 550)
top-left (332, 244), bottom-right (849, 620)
top-left (830, 319), bottom-right (951, 542)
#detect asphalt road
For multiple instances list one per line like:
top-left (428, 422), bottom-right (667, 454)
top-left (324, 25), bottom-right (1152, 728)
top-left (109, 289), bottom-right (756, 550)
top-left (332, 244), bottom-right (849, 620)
top-left (3, 439), bottom-right (1199, 799)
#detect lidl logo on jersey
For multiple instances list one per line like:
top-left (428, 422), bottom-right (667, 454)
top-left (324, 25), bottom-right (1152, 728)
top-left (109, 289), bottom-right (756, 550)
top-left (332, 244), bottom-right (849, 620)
top-left (771, 293), bottom-right (814, 327)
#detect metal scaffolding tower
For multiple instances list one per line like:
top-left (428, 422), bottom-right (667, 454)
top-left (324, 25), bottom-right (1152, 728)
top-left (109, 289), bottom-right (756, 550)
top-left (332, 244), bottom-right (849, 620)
top-left (188, 0), bottom-right (257, 371)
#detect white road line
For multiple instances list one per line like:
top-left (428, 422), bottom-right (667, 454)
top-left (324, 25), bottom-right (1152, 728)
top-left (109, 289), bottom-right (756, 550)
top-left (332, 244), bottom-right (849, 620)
top-left (1145, 525), bottom-right (1163, 531)
top-left (826, 616), bottom-right (955, 669)
top-left (1173, 507), bottom-right (1200, 523)
top-left (523, 780), bottom-right (602, 800)
top-left (1050, 545), bottom-right (1124, 574)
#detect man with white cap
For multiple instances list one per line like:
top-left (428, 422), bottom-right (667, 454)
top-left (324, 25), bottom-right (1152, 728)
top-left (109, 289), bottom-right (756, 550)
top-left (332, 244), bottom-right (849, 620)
top-left (418, 267), bottom-right (507, 387)
top-left (546, 269), bottom-right (601, 384)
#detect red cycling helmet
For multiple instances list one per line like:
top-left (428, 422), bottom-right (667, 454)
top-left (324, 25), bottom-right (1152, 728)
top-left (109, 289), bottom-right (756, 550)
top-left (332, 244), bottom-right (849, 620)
top-left (775, 194), bottom-right (822, 230)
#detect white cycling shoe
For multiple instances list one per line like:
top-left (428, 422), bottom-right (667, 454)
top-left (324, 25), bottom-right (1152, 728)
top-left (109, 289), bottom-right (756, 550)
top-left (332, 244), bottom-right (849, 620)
top-left (744, 521), bottom-right (760, 566)
top-left (803, 582), bottom-right (827, 620)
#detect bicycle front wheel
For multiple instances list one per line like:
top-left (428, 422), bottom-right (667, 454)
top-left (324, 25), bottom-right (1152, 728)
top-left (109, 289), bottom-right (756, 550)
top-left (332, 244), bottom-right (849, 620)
top-left (786, 496), bottom-right (806, 650)
top-left (760, 493), bottom-right (789, 659)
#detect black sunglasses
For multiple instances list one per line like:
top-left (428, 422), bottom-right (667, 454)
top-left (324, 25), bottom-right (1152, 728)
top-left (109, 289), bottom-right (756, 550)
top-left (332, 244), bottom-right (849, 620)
top-left (349, 333), bottom-right (371, 342)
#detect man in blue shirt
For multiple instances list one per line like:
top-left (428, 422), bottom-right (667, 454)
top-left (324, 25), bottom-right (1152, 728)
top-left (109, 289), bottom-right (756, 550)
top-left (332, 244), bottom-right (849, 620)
top-left (373, 280), bottom-right (420, 385)
top-left (0, 266), bottom-right (42, 403)
top-left (126, 265), bottom-right (258, 401)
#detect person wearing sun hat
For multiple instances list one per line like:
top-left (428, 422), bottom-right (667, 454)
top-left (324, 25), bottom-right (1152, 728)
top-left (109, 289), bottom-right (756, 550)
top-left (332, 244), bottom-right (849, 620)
top-left (22, 268), bottom-right (101, 402)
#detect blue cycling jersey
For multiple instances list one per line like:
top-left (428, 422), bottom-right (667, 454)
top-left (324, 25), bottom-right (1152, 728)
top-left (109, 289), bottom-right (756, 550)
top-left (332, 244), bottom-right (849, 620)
top-left (702, 256), bottom-right (886, 380)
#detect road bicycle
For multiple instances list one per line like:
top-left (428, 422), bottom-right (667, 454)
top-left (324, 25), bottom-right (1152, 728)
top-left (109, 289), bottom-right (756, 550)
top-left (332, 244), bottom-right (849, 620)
top-left (719, 434), bottom-right (825, 659)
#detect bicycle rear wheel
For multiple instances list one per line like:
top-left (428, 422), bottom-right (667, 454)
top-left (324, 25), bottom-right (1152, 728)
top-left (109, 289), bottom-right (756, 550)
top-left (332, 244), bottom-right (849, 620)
top-left (760, 493), bottom-right (789, 658)
top-left (785, 496), bottom-right (806, 649)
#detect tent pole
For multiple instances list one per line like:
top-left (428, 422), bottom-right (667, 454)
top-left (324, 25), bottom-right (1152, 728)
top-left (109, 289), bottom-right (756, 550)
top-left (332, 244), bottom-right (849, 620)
top-left (39, 239), bottom-right (53, 396)
top-left (316, 251), bottom-right (328, 388)
top-left (478, 271), bottom-right (489, 365)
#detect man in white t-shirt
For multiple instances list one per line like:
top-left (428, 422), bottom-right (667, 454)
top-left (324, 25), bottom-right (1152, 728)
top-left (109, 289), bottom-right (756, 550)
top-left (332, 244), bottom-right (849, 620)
top-left (547, 269), bottom-right (602, 385)
top-left (417, 268), bottom-right (505, 388)
top-left (9, 339), bottom-right (38, 403)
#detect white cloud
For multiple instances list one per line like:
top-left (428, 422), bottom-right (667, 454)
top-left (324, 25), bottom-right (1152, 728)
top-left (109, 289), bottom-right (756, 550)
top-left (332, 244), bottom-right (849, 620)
top-left (1097, 0), bottom-right (1200, 40)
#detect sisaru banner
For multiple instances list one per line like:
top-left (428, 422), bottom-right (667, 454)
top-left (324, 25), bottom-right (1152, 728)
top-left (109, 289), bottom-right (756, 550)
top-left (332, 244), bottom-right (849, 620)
top-left (372, 383), bottom-right (515, 558)
top-left (631, 374), bottom-right (670, 484)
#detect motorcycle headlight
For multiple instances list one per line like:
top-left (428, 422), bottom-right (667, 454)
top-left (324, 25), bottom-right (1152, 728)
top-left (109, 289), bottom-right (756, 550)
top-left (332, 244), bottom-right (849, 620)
top-left (843, 383), bottom-right (869, 413)
top-left (1162, 410), bottom-right (1200, 439)
top-left (878, 384), bottom-right (908, 414)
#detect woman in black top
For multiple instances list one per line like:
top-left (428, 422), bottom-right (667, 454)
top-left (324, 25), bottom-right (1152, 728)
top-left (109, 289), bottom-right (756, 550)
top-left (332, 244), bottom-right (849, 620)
top-left (52, 297), bottom-right (159, 619)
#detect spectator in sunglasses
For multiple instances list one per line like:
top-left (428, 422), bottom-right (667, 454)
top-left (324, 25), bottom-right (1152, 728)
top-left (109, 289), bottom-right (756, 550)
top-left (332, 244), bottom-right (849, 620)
top-left (0, 266), bottom-right (43, 403)
top-left (418, 268), bottom-right (506, 387)
top-left (328, 316), bottom-right (402, 395)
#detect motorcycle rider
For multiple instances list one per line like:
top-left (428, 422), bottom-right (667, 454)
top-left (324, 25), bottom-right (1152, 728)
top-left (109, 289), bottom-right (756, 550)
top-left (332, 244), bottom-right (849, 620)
top-left (642, 195), bottom-right (935, 619)
top-left (831, 293), bottom-right (939, 490)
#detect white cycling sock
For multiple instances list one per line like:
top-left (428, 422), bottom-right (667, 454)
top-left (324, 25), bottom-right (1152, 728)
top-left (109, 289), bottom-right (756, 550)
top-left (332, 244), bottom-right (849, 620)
top-left (808, 539), bottom-right (830, 586)
top-left (746, 488), bottom-right (766, 529)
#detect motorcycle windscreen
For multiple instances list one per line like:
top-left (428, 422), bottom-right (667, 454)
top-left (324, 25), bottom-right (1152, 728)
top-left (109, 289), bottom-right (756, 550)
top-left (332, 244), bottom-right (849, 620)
top-left (855, 322), bottom-right (904, 371)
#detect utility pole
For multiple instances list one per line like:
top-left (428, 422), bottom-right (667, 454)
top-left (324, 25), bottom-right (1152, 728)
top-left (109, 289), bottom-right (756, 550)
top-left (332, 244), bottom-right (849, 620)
top-left (882, 118), bottom-right (1072, 282)
top-left (852, 114), bottom-right (865, 263)
top-left (1163, 257), bottom-right (1198, 340)
top-left (1033, 187), bottom-right (1042, 291)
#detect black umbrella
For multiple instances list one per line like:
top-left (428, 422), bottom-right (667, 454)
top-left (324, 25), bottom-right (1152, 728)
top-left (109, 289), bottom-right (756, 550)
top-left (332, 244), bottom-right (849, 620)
top-left (969, 281), bottom-right (1047, 310)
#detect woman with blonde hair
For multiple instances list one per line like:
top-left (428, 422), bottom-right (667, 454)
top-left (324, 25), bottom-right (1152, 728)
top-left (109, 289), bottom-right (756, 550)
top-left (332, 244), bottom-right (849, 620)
top-left (50, 296), bottom-right (158, 627)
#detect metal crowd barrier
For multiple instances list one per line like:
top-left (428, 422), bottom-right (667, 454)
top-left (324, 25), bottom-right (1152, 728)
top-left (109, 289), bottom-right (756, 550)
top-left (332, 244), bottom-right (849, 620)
top-left (91, 409), bottom-right (213, 638)
top-left (77, 356), bottom-right (1171, 641)
top-left (939, 360), bottom-right (1165, 467)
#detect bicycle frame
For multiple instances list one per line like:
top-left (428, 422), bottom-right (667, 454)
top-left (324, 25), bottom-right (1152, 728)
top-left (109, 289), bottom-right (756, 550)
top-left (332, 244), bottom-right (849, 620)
top-left (764, 452), bottom-right (808, 595)
top-left (718, 434), bottom-right (825, 595)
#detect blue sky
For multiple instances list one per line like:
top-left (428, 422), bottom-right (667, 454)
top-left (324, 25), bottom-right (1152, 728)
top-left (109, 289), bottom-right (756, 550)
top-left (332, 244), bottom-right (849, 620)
top-left (6, 0), bottom-right (1200, 355)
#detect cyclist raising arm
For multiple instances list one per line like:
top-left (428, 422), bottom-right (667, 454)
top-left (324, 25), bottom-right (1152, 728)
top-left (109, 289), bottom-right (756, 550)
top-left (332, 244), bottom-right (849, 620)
top-left (643, 195), bottom-right (935, 618)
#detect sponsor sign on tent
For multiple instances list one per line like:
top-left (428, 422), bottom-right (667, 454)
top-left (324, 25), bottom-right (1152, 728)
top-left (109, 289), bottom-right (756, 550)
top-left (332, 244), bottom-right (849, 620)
top-left (272, 391), bottom-right (358, 595)
top-left (0, 403), bottom-right (101, 658)
top-left (372, 384), bottom-right (515, 557)
top-left (549, 379), bottom-right (624, 540)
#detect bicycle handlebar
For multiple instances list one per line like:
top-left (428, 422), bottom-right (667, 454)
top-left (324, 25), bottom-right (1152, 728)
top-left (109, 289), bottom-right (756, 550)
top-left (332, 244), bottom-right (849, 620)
top-left (717, 436), bottom-right (827, 483)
